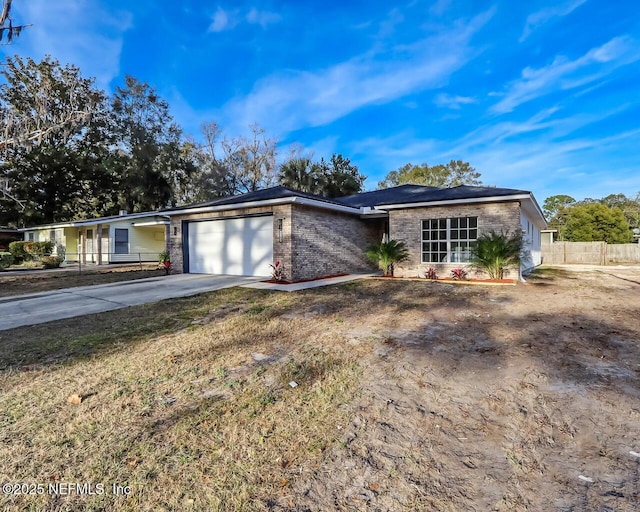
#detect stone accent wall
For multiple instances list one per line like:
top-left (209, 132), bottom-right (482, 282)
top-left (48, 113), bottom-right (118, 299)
top-left (390, 201), bottom-right (522, 279)
top-left (290, 205), bottom-right (383, 281)
top-left (168, 205), bottom-right (292, 277)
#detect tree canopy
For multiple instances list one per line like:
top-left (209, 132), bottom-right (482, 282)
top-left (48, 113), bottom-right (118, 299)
top-left (563, 203), bottom-right (633, 244)
top-left (378, 160), bottom-right (482, 189)
top-left (278, 153), bottom-right (365, 197)
top-left (0, 55), bottom-right (370, 227)
top-left (543, 192), bottom-right (639, 242)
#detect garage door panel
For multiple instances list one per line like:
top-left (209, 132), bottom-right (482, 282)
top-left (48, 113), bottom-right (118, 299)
top-left (188, 216), bottom-right (273, 276)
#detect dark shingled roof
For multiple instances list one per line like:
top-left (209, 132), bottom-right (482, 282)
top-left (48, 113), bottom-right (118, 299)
top-left (163, 186), bottom-right (351, 212)
top-left (165, 184), bottom-right (533, 213)
top-left (336, 184), bottom-right (531, 207)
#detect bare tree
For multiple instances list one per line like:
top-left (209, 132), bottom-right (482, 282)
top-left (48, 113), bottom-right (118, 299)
top-left (221, 123), bottom-right (277, 193)
top-left (0, 0), bottom-right (31, 45)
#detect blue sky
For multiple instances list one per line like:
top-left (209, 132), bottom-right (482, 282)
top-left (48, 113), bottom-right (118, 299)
top-left (4, 0), bottom-right (640, 202)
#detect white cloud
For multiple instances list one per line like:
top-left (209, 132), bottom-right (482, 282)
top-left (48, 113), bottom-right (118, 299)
top-left (209, 6), bottom-right (280, 33)
top-left (3, 0), bottom-right (132, 90)
top-left (219, 9), bottom-right (494, 138)
top-left (246, 8), bottom-right (281, 28)
top-left (490, 36), bottom-right (640, 114)
top-left (434, 93), bottom-right (476, 109)
top-left (209, 7), bottom-right (236, 32)
top-left (351, 106), bottom-right (640, 200)
top-left (520, 0), bottom-right (588, 42)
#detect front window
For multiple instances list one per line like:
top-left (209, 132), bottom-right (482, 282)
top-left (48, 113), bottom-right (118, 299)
top-left (422, 217), bottom-right (478, 263)
top-left (114, 228), bottom-right (129, 254)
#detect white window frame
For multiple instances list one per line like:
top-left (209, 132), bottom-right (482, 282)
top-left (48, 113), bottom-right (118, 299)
top-left (421, 217), bottom-right (478, 264)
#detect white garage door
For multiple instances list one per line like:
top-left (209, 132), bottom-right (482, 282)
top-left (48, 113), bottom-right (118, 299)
top-left (188, 215), bottom-right (273, 276)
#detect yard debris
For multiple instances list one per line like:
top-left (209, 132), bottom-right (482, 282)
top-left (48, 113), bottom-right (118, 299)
top-left (630, 451), bottom-right (640, 458)
top-left (578, 475), bottom-right (594, 483)
top-left (66, 394), bottom-right (84, 405)
top-left (288, 381), bottom-right (298, 388)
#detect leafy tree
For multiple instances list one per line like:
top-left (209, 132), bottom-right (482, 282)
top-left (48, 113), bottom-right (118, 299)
top-left (542, 194), bottom-right (576, 240)
top-left (316, 154), bottom-right (365, 197)
top-left (563, 203), bottom-right (633, 243)
top-left (278, 153), bottom-right (365, 197)
top-left (111, 76), bottom-right (196, 211)
top-left (600, 193), bottom-right (640, 229)
top-left (366, 239), bottom-right (409, 277)
top-left (470, 230), bottom-right (525, 279)
top-left (0, 56), bottom-right (112, 226)
top-left (279, 157), bottom-right (317, 193)
top-left (378, 160), bottom-right (481, 189)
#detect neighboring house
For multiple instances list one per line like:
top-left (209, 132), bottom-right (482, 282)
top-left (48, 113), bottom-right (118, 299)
top-left (20, 211), bottom-right (169, 264)
top-left (0, 228), bottom-right (21, 252)
top-left (165, 184), bottom-right (546, 281)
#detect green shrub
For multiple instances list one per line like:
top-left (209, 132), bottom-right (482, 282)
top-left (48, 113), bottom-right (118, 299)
top-left (41, 256), bottom-right (64, 269)
top-left (0, 252), bottom-right (13, 269)
top-left (366, 239), bottom-right (409, 277)
top-left (9, 241), bottom-right (30, 263)
top-left (25, 241), bottom-right (54, 258)
top-left (470, 230), bottom-right (525, 279)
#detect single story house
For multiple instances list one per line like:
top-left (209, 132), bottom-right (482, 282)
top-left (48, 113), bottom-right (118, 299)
top-left (164, 184), bottom-right (546, 281)
top-left (19, 183), bottom-right (546, 279)
top-left (20, 211), bottom-right (169, 264)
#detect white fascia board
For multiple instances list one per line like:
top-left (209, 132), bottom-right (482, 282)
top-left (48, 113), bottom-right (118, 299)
top-left (165, 196), bottom-right (362, 216)
top-left (18, 212), bottom-right (169, 232)
top-left (131, 220), bottom-right (170, 227)
top-left (378, 194), bottom-right (532, 210)
top-left (378, 193), bottom-right (547, 227)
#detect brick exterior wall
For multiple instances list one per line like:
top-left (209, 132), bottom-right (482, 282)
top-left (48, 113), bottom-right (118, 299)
top-left (168, 204), bottom-right (292, 278)
top-left (389, 201), bottom-right (522, 279)
top-left (168, 203), bottom-right (383, 281)
top-left (290, 205), bottom-right (383, 281)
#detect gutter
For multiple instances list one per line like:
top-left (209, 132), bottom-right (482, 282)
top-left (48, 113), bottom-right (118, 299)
top-left (18, 213), bottom-right (171, 232)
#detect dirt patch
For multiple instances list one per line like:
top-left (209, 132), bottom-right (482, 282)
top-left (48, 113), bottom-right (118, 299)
top-left (1, 267), bottom-right (639, 510)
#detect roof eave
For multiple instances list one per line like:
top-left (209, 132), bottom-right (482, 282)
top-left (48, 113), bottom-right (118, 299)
top-left (377, 193), bottom-right (548, 228)
top-left (164, 196), bottom-right (362, 216)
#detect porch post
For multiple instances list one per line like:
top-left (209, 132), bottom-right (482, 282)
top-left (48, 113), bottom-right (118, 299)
top-left (96, 224), bottom-right (102, 266)
top-left (79, 230), bottom-right (85, 264)
top-left (164, 223), bottom-right (170, 253)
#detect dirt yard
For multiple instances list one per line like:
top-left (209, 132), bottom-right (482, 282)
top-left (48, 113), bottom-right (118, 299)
top-left (0, 266), bottom-right (639, 511)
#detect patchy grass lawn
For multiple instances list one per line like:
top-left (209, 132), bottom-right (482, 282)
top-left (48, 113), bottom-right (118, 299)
top-left (0, 264), bottom-right (165, 298)
top-left (1, 267), bottom-right (639, 511)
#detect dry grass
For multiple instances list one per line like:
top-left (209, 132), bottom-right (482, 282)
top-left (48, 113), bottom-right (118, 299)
top-left (1, 268), bottom-right (640, 510)
top-left (0, 264), bottom-right (165, 297)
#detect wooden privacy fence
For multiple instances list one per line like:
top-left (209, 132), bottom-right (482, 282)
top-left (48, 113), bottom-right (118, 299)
top-left (542, 242), bottom-right (640, 265)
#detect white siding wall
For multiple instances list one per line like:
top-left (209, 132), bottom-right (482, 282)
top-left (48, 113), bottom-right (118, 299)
top-left (520, 211), bottom-right (542, 271)
top-left (108, 220), bottom-right (165, 263)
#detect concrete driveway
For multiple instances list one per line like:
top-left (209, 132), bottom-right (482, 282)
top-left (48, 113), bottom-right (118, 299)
top-left (0, 274), bottom-right (260, 331)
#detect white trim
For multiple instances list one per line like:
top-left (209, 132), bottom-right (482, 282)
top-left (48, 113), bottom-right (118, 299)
top-left (165, 196), bottom-right (362, 216)
top-left (378, 194), bottom-right (531, 210)
top-left (378, 193), bottom-right (547, 228)
top-left (131, 220), bottom-right (170, 227)
top-left (18, 213), bottom-right (170, 232)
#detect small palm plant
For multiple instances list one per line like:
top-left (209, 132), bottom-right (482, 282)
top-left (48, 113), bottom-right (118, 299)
top-left (366, 239), bottom-right (409, 277)
top-left (470, 230), bottom-right (525, 279)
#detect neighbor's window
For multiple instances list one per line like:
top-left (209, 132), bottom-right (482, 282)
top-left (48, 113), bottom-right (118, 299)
top-left (421, 217), bottom-right (478, 263)
top-left (114, 228), bottom-right (129, 254)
